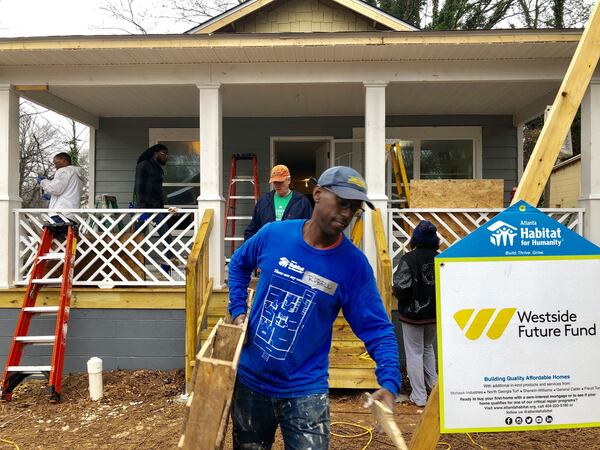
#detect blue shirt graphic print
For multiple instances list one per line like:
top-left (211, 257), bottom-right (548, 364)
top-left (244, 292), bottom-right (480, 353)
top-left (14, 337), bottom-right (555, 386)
top-left (255, 273), bottom-right (316, 361)
top-left (227, 219), bottom-right (401, 398)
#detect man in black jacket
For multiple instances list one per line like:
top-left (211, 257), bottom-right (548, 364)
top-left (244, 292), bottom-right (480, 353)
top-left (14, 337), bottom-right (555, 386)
top-left (244, 164), bottom-right (312, 241)
top-left (134, 144), bottom-right (176, 272)
top-left (134, 144), bottom-right (168, 208)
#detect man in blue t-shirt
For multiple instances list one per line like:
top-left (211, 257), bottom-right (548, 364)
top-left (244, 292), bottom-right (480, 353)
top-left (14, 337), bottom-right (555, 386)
top-left (228, 166), bottom-right (401, 450)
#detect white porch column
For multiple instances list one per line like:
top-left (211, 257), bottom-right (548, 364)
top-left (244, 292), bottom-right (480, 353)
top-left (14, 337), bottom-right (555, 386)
top-left (363, 82), bottom-right (389, 273)
top-left (197, 83), bottom-right (225, 288)
top-left (580, 81), bottom-right (600, 245)
top-left (0, 85), bottom-right (22, 288)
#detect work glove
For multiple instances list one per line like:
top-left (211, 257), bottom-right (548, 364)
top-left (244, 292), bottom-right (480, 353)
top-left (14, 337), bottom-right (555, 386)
top-left (36, 175), bottom-right (46, 183)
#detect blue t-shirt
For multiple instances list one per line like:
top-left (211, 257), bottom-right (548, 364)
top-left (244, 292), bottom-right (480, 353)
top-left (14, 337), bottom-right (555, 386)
top-left (228, 219), bottom-right (401, 398)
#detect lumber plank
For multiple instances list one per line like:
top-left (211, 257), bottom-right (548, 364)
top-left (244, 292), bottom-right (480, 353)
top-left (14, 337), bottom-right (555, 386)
top-left (369, 398), bottom-right (409, 450)
top-left (182, 360), bottom-right (236, 449)
top-left (328, 367), bottom-right (378, 389)
top-left (0, 288), bottom-right (185, 309)
top-left (181, 291), bottom-right (252, 449)
top-left (409, 384), bottom-right (440, 450)
top-left (212, 324), bottom-right (243, 361)
top-left (513, 0), bottom-right (600, 205)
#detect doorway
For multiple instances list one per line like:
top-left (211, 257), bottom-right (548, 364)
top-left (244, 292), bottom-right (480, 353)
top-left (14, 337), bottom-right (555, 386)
top-left (270, 137), bottom-right (333, 197)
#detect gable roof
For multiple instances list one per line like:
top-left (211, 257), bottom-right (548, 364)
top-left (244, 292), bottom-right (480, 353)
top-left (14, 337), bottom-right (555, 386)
top-left (188, 0), bottom-right (418, 34)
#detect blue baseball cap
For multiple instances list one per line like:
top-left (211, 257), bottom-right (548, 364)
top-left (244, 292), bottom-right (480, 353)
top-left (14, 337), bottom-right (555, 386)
top-left (317, 166), bottom-right (374, 209)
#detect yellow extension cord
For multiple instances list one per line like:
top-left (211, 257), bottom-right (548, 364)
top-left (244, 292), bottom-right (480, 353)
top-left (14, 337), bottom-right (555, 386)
top-left (331, 421), bottom-right (374, 450)
top-left (0, 438), bottom-right (20, 450)
top-left (331, 421), bottom-right (487, 450)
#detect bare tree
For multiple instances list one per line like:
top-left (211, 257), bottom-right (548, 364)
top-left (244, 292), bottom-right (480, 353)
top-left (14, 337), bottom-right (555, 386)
top-left (509, 0), bottom-right (591, 28)
top-left (19, 101), bottom-right (90, 207)
top-left (99, 0), bottom-right (246, 33)
top-left (164, 0), bottom-right (245, 27)
top-left (19, 102), bottom-right (61, 207)
top-left (99, 0), bottom-right (154, 34)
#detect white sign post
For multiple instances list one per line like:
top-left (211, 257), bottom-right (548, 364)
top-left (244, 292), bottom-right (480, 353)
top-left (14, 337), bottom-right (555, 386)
top-left (437, 201), bottom-right (600, 432)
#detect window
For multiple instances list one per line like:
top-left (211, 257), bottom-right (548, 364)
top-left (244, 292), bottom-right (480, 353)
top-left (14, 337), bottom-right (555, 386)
top-left (149, 129), bottom-right (200, 207)
top-left (384, 127), bottom-right (482, 181)
top-left (352, 126), bottom-right (482, 203)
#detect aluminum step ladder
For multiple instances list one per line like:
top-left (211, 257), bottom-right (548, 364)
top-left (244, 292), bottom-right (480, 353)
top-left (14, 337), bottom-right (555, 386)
top-left (0, 222), bottom-right (78, 402)
top-left (224, 153), bottom-right (260, 257)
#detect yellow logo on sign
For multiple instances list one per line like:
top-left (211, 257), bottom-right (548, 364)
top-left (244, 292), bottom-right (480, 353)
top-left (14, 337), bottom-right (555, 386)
top-left (454, 308), bottom-right (517, 340)
top-left (347, 176), bottom-right (366, 189)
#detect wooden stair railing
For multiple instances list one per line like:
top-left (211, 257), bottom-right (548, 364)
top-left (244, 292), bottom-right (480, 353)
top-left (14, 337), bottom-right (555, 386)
top-left (372, 208), bottom-right (393, 315)
top-left (185, 209), bottom-right (214, 389)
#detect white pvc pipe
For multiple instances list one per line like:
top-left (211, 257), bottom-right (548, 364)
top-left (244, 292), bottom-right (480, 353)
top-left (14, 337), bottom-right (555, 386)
top-left (87, 357), bottom-right (103, 401)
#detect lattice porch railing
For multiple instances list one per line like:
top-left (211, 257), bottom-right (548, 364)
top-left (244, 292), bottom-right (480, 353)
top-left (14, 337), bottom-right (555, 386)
top-left (15, 208), bottom-right (199, 287)
top-left (388, 208), bottom-right (585, 272)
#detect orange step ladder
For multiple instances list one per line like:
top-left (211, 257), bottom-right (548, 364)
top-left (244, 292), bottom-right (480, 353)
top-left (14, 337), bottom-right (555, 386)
top-left (0, 222), bottom-right (78, 402)
top-left (224, 153), bottom-right (260, 256)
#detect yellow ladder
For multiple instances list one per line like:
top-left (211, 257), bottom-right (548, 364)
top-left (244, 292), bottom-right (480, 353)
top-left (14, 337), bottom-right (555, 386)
top-left (386, 142), bottom-right (411, 207)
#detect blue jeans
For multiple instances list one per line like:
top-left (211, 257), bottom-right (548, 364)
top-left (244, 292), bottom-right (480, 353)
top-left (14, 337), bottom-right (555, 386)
top-left (231, 380), bottom-right (330, 450)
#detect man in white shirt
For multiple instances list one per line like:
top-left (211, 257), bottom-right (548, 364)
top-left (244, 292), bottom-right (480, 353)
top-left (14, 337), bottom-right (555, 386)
top-left (37, 152), bottom-right (84, 222)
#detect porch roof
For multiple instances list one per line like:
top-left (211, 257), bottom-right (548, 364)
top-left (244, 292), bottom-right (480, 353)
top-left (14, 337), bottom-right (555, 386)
top-left (1, 29), bottom-right (592, 125)
top-left (0, 29), bottom-right (581, 66)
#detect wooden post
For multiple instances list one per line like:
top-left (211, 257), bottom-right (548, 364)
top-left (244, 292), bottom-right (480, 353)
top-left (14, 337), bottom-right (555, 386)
top-left (185, 209), bottom-right (214, 387)
top-left (373, 208), bottom-right (392, 314)
top-left (512, 0), bottom-right (600, 205)
top-left (409, 384), bottom-right (440, 450)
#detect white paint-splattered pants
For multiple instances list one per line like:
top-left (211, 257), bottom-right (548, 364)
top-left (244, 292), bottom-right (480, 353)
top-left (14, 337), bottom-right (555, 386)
top-left (231, 380), bottom-right (330, 450)
top-left (401, 322), bottom-right (437, 407)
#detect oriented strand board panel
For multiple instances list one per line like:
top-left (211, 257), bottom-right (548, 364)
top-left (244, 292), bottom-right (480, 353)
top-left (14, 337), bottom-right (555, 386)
top-left (410, 180), bottom-right (504, 208)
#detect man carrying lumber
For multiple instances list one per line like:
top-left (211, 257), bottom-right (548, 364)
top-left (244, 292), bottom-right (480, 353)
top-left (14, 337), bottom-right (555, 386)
top-left (228, 166), bottom-right (401, 450)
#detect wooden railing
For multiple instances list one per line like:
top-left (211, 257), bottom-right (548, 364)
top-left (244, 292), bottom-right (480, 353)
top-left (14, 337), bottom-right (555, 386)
top-left (185, 209), bottom-right (214, 387)
top-left (372, 208), bottom-right (393, 315)
top-left (350, 215), bottom-right (364, 247)
top-left (14, 208), bottom-right (200, 286)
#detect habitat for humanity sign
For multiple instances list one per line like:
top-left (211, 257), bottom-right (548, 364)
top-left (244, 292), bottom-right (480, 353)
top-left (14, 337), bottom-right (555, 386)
top-left (436, 201), bottom-right (600, 433)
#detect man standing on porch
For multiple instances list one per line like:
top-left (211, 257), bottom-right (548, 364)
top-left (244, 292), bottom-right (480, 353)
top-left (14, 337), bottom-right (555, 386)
top-left (133, 144), bottom-right (176, 272)
top-left (228, 166), bottom-right (400, 450)
top-left (37, 152), bottom-right (84, 222)
top-left (244, 164), bottom-right (312, 241)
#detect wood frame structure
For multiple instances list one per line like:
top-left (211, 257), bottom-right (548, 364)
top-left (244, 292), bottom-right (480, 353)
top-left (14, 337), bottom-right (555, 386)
top-left (512, 0), bottom-right (600, 205)
top-left (185, 209), bottom-right (214, 386)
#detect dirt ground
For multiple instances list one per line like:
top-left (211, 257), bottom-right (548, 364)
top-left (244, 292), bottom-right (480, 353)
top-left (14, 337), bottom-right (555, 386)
top-left (1, 370), bottom-right (599, 449)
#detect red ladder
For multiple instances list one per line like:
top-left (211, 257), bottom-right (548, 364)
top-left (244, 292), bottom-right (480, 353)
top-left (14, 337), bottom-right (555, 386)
top-left (224, 153), bottom-right (260, 256)
top-left (0, 222), bottom-right (78, 403)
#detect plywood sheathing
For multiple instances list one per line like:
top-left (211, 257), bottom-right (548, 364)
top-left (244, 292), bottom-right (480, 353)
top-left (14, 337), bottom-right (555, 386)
top-left (406, 179), bottom-right (504, 251)
top-left (409, 179), bottom-right (504, 208)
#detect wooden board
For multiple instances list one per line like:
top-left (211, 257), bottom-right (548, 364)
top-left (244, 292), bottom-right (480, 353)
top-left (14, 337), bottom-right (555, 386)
top-left (409, 384), bottom-right (440, 450)
top-left (180, 318), bottom-right (248, 450)
top-left (409, 180), bottom-right (504, 208)
top-left (369, 397), bottom-right (409, 450)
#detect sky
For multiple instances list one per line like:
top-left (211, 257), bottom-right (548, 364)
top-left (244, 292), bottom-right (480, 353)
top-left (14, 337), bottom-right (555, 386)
top-left (0, 0), bottom-right (189, 37)
top-left (0, 0), bottom-right (191, 161)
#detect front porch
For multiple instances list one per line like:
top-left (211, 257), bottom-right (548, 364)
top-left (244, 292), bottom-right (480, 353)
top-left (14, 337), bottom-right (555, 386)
top-left (2, 30), bottom-right (600, 387)
top-left (2, 32), bottom-right (600, 290)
